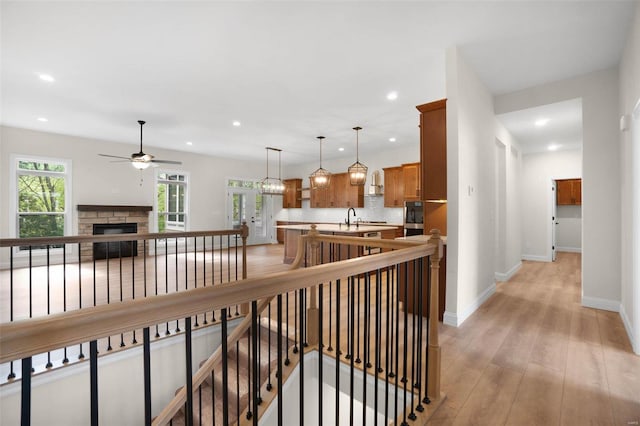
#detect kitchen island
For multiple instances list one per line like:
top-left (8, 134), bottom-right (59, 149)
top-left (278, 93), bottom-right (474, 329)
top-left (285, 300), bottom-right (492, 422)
top-left (277, 223), bottom-right (400, 264)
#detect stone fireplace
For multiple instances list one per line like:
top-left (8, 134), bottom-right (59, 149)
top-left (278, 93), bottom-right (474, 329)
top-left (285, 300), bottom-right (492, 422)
top-left (77, 205), bottom-right (152, 261)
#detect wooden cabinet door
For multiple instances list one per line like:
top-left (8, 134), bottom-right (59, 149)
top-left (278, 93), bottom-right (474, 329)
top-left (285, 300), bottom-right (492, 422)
top-left (282, 179), bottom-right (302, 208)
top-left (403, 162), bottom-right (421, 201)
top-left (418, 99), bottom-right (447, 201)
top-left (329, 173), bottom-right (345, 207)
top-left (344, 175), bottom-right (364, 208)
top-left (309, 178), bottom-right (328, 208)
top-left (556, 179), bottom-right (582, 205)
top-left (383, 167), bottom-right (404, 207)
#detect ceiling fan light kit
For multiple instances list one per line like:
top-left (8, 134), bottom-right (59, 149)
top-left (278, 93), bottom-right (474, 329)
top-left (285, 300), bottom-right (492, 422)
top-left (98, 120), bottom-right (182, 169)
top-left (348, 126), bottom-right (368, 186)
top-left (310, 135), bottom-right (331, 189)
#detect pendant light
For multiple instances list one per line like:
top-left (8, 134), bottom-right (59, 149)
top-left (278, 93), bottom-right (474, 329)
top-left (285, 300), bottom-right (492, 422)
top-left (260, 147), bottom-right (285, 195)
top-left (310, 136), bottom-right (331, 189)
top-left (348, 126), bottom-right (368, 185)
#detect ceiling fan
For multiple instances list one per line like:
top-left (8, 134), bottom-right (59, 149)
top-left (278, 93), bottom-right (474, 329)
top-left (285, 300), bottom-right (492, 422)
top-left (99, 120), bottom-right (182, 169)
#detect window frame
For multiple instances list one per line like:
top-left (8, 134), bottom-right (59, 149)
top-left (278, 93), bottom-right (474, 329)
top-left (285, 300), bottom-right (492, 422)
top-left (154, 169), bottom-right (190, 233)
top-left (9, 154), bottom-right (73, 255)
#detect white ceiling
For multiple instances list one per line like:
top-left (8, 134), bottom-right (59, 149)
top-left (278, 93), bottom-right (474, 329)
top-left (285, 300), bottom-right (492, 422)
top-left (497, 98), bottom-right (583, 154)
top-left (1, 1), bottom-right (635, 165)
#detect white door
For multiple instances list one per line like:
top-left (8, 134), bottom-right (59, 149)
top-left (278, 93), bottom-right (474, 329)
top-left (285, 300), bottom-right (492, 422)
top-left (228, 188), bottom-right (271, 245)
top-left (551, 180), bottom-right (558, 262)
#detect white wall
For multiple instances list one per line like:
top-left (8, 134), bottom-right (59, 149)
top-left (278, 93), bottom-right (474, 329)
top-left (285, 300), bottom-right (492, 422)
top-left (444, 47), bottom-right (497, 326)
top-left (495, 68), bottom-right (621, 311)
top-left (494, 121), bottom-right (523, 281)
top-left (0, 126), bottom-right (266, 239)
top-left (520, 148), bottom-right (582, 260)
top-left (619, 2), bottom-right (640, 354)
top-left (278, 144), bottom-right (420, 225)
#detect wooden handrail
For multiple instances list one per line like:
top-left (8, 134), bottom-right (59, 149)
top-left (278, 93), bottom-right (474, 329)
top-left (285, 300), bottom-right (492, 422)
top-left (0, 243), bottom-right (435, 364)
top-left (0, 228), bottom-right (244, 248)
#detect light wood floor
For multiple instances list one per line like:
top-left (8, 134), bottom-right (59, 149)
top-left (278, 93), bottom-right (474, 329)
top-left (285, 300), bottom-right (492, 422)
top-left (429, 252), bottom-right (639, 425)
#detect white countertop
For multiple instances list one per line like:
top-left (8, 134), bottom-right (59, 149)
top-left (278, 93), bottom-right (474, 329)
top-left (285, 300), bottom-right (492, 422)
top-left (277, 223), bottom-right (400, 234)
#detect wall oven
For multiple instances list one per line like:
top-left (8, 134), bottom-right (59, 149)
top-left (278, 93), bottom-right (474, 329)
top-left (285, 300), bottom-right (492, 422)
top-left (404, 201), bottom-right (424, 237)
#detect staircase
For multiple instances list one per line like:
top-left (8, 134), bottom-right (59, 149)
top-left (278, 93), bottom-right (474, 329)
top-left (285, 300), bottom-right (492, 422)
top-left (171, 319), bottom-right (294, 425)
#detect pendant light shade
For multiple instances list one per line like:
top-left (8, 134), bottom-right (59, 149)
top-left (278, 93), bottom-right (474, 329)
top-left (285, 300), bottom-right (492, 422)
top-left (310, 136), bottom-right (331, 189)
top-left (348, 126), bottom-right (368, 186)
top-left (260, 147), bottom-right (285, 195)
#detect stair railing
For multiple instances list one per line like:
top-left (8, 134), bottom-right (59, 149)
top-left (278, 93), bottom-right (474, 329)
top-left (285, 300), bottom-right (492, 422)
top-left (0, 227), bottom-right (443, 426)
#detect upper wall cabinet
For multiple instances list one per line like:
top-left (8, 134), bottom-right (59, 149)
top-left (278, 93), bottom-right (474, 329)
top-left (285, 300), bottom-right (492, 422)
top-left (417, 99), bottom-right (447, 201)
top-left (402, 162), bottom-right (421, 201)
top-left (282, 178), bottom-right (302, 208)
top-left (309, 172), bottom-right (364, 208)
top-left (383, 166), bottom-right (404, 207)
top-left (556, 178), bottom-right (582, 205)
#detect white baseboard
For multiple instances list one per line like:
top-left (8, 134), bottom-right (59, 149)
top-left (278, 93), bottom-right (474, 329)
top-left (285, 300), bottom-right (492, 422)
top-left (619, 304), bottom-right (639, 355)
top-left (442, 282), bottom-right (497, 327)
top-left (495, 261), bottom-right (522, 282)
top-left (521, 254), bottom-right (548, 262)
top-left (581, 296), bottom-right (620, 312)
top-left (557, 246), bottom-right (582, 253)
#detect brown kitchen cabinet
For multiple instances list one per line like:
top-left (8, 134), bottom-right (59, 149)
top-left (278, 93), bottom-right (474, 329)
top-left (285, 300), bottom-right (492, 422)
top-left (383, 166), bottom-right (404, 207)
top-left (417, 99), bottom-right (447, 202)
top-left (556, 178), bottom-right (581, 205)
top-left (282, 178), bottom-right (302, 209)
top-left (398, 243), bottom-right (446, 321)
top-left (309, 172), bottom-right (363, 208)
top-left (402, 162), bottom-right (421, 201)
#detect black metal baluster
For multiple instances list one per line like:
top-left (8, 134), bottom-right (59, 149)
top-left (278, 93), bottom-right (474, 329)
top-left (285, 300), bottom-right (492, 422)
top-left (408, 260), bottom-right (417, 421)
top-left (132, 238), bottom-right (137, 345)
top-left (143, 327), bottom-right (152, 426)
top-left (327, 280), bottom-right (333, 352)
top-left (423, 256), bottom-right (432, 405)
top-left (293, 288), bottom-right (298, 355)
top-left (246, 330), bottom-right (252, 420)
top-left (394, 263), bottom-right (401, 422)
top-left (221, 308), bottom-right (229, 426)
top-left (303, 288), bottom-right (308, 347)
top-left (251, 301), bottom-right (259, 424)
top-left (401, 261), bottom-right (409, 426)
top-left (385, 268), bottom-right (391, 423)
top-left (389, 261), bottom-right (395, 379)
top-left (318, 283), bottom-right (323, 426)
top-left (345, 272), bottom-right (351, 361)
top-left (21, 357), bottom-right (32, 426)
top-left (185, 317), bottom-right (193, 426)
top-left (28, 247), bottom-right (32, 320)
top-left (266, 303), bottom-right (273, 391)
top-left (175, 238), bottom-right (180, 333)
top-left (285, 293), bottom-right (290, 366)
top-left (356, 273), bottom-right (361, 364)
top-left (78, 244), bottom-right (84, 360)
top-left (235, 341), bottom-right (240, 422)
top-left (374, 268), bottom-right (381, 426)
top-left (154, 239), bottom-right (160, 338)
top-left (366, 272), bottom-right (372, 369)
top-left (106, 243), bottom-right (113, 351)
top-left (165, 238), bottom-right (170, 336)
top-left (90, 340), bottom-right (98, 426)
top-left (211, 235), bottom-right (216, 322)
top-left (46, 245), bottom-right (52, 368)
top-left (415, 257), bottom-right (424, 413)
top-left (211, 370), bottom-right (216, 426)
top-left (277, 295), bottom-right (283, 426)
top-left (198, 386), bottom-right (202, 426)
top-left (362, 274), bottom-right (369, 425)
top-left (349, 274), bottom-right (356, 426)
top-left (299, 288), bottom-right (305, 425)
top-left (202, 236), bottom-right (207, 324)
top-left (62, 244), bottom-right (69, 364)
top-left (8, 249), bottom-right (15, 379)
top-left (335, 278), bottom-right (341, 426)
top-left (119, 241), bottom-right (125, 348)
top-left (219, 235), bottom-right (222, 284)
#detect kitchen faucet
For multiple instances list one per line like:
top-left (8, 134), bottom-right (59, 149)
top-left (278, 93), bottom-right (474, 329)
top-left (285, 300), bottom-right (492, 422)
top-left (346, 207), bottom-right (356, 227)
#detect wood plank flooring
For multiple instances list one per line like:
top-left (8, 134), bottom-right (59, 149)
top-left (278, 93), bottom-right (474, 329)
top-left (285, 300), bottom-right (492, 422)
top-left (430, 252), bottom-right (639, 425)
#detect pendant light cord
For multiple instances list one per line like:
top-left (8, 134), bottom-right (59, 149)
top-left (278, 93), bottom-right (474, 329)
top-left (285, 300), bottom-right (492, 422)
top-left (353, 126), bottom-right (362, 162)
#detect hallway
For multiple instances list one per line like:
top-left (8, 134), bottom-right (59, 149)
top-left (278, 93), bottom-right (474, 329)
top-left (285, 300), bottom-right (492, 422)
top-left (430, 252), bottom-right (639, 424)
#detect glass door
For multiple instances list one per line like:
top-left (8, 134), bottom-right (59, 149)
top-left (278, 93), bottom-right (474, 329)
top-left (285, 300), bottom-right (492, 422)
top-left (228, 187), bottom-right (271, 245)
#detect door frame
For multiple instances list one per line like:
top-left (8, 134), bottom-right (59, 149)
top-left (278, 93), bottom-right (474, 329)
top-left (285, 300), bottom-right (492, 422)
top-left (226, 182), bottom-right (273, 246)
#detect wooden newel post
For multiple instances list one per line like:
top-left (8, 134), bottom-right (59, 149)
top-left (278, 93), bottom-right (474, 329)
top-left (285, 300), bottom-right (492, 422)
top-left (240, 221), bottom-right (249, 315)
top-left (427, 228), bottom-right (443, 400)
top-left (306, 224), bottom-right (320, 346)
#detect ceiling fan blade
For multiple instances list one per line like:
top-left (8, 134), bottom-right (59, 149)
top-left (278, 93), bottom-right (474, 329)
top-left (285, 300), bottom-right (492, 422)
top-left (151, 159), bottom-right (183, 165)
top-left (109, 160), bottom-right (131, 163)
top-left (99, 153), bottom-right (131, 160)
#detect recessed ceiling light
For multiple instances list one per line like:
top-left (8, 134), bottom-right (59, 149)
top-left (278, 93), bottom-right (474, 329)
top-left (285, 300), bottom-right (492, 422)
top-left (338, 147), bottom-right (345, 152)
top-left (535, 118), bottom-right (549, 127)
top-left (548, 144), bottom-right (560, 151)
top-left (232, 120), bottom-right (241, 127)
top-left (389, 137), bottom-right (396, 142)
top-left (37, 117), bottom-right (48, 122)
top-left (38, 73), bottom-right (55, 83)
top-left (386, 91), bottom-right (398, 101)
top-left (186, 141), bottom-right (193, 146)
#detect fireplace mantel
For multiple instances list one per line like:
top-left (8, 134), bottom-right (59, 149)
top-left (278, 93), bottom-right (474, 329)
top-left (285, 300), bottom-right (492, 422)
top-left (77, 205), bottom-right (152, 212)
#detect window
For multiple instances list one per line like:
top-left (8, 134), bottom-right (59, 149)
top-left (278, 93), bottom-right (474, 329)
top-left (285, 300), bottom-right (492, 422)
top-left (156, 171), bottom-right (189, 232)
top-left (12, 156), bottom-right (71, 250)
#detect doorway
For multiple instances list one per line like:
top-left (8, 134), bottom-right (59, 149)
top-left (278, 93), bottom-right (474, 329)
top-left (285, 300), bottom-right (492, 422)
top-left (227, 182), bottom-right (273, 245)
